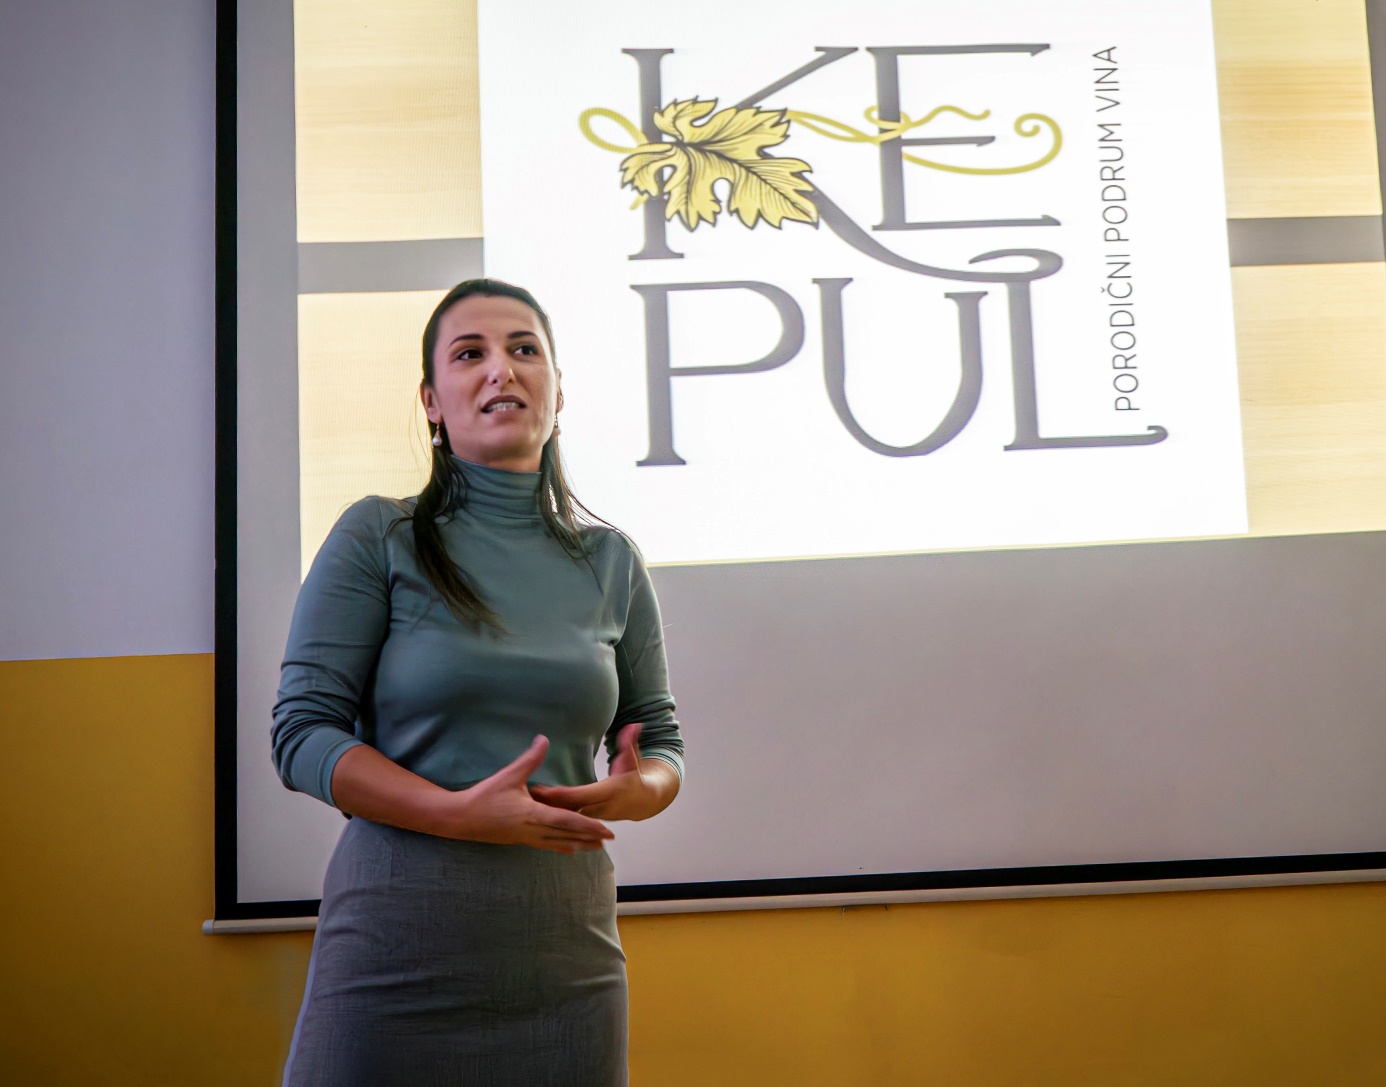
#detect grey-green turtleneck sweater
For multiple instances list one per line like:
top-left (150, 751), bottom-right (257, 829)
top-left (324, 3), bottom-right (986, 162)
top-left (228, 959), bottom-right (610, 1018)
top-left (271, 457), bottom-right (684, 808)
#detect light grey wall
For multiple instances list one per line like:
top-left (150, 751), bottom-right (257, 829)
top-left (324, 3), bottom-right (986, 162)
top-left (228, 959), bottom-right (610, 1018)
top-left (0, 0), bottom-right (215, 661)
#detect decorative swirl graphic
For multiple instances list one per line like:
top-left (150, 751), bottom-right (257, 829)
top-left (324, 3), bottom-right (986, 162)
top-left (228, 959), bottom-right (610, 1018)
top-left (788, 106), bottom-right (1062, 175)
top-left (902, 113), bottom-right (1062, 176)
top-left (578, 101), bottom-right (1063, 222)
top-left (784, 104), bottom-right (990, 145)
top-left (578, 107), bottom-right (648, 154)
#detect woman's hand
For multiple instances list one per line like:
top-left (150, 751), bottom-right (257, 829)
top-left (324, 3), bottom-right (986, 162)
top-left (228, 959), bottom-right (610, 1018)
top-left (528, 723), bottom-right (681, 822)
top-left (441, 735), bottom-right (616, 853)
top-left (330, 736), bottom-right (613, 854)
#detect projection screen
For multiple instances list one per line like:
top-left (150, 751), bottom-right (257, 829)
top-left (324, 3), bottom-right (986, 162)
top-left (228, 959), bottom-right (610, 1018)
top-left (214, 0), bottom-right (1386, 925)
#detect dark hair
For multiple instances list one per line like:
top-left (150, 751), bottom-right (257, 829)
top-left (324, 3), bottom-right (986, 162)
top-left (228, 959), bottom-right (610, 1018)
top-left (411, 278), bottom-right (604, 629)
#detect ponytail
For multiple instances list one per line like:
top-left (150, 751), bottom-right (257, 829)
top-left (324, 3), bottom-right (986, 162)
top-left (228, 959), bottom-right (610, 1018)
top-left (410, 417), bottom-right (503, 630)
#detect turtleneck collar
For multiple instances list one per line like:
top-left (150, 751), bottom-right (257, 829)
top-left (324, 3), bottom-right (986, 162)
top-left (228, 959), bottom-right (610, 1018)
top-left (449, 454), bottom-right (543, 523)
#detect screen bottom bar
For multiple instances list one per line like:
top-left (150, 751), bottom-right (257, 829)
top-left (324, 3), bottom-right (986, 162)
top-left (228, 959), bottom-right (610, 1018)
top-left (615, 867), bottom-right (1386, 916)
top-left (204, 867), bottom-right (1386, 934)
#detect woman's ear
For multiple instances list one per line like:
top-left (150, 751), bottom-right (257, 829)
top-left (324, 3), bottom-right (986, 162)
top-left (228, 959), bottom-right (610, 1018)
top-left (420, 382), bottom-right (441, 425)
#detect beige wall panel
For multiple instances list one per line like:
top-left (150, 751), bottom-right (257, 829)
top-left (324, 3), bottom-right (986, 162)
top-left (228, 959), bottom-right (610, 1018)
top-left (1213, 0), bottom-right (1381, 218)
top-left (298, 290), bottom-right (448, 574)
top-left (1235, 262), bottom-right (1386, 536)
top-left (294, 0), bottom-right (481, 242)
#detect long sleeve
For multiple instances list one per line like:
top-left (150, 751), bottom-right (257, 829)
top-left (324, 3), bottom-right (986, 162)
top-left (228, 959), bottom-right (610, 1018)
top-left (608, 545), bottom-right (685, 779)
top-left (271, 498), bottom-right (392, 806)
top-left (271, 460), bottom-right (684, 800)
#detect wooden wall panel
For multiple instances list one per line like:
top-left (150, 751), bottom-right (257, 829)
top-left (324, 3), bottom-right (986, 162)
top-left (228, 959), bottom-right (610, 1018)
top-left (1213, 0), bottom-right (1381, 218)
top-left (297, 290), bottom-right (441, 574)
top-left (293, 0), bottom-right (481, 242)
top-left (1234, 262), bottom-right (1386, 536)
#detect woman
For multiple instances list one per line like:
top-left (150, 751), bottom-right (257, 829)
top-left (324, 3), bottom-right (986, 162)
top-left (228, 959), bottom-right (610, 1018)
top-left (272, 279), bottom-right (684, 1086)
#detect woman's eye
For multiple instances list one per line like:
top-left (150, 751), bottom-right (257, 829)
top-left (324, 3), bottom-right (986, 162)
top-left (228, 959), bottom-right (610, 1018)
top-left (516, 343), bottom-right (539, 356)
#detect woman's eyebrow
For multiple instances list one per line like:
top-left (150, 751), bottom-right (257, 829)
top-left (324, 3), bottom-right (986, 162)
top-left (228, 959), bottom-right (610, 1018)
top-left (447, 330), bottom-right (539, 346)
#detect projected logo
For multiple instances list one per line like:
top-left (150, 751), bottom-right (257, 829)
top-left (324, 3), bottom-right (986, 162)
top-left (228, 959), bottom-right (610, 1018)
top-left (477, 1), bottom-right (1245, 563)
top-left (577, 62), bottom-right (1165, 466)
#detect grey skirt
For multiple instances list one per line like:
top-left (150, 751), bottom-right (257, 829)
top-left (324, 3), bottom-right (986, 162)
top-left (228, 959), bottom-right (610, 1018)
top-left (283, 817), bottom-right (628, 1087)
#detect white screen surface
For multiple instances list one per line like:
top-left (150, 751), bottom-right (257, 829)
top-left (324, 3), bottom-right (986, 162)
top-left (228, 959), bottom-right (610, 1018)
top-left (227, 0), bottom-right (1386, 914)
top-left (605, 534), bottom-right (1386, 886)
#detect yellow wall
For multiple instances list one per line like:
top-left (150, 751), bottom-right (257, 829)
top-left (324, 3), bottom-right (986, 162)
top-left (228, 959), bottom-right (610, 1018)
top-left (3, 652), bottom-right (1384, 1085)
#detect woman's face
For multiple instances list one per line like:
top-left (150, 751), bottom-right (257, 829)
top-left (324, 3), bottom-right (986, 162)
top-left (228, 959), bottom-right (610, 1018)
top-left (421, 294), bottom-right (562, 473)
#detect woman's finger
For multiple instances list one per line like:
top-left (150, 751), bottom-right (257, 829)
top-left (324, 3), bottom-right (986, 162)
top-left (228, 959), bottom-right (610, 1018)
top-left (527, 782), bottom-right (579, 800)
top-left (496, 735), bottom-right (549, 783)
top-left (609, 722), bottom-right (643, 774)
top-left (531, 781), bottom-right (611, 809)
top-left (537, 806), bottom-right (613, 838)
top-left (534, 827), bottom-right (605, 841)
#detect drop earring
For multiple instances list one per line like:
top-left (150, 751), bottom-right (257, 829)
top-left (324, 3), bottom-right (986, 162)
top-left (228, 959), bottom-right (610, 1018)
top-left (432, 423), bottom-right (443, 448)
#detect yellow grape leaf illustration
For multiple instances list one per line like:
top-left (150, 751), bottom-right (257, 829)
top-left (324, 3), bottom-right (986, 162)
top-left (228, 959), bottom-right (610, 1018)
top-left (620, 99), bottom-right (818, 230)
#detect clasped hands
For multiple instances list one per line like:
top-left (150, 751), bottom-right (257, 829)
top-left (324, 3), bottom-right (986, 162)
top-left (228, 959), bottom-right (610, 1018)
top-left (445, 723), bottom-right (678, 855)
